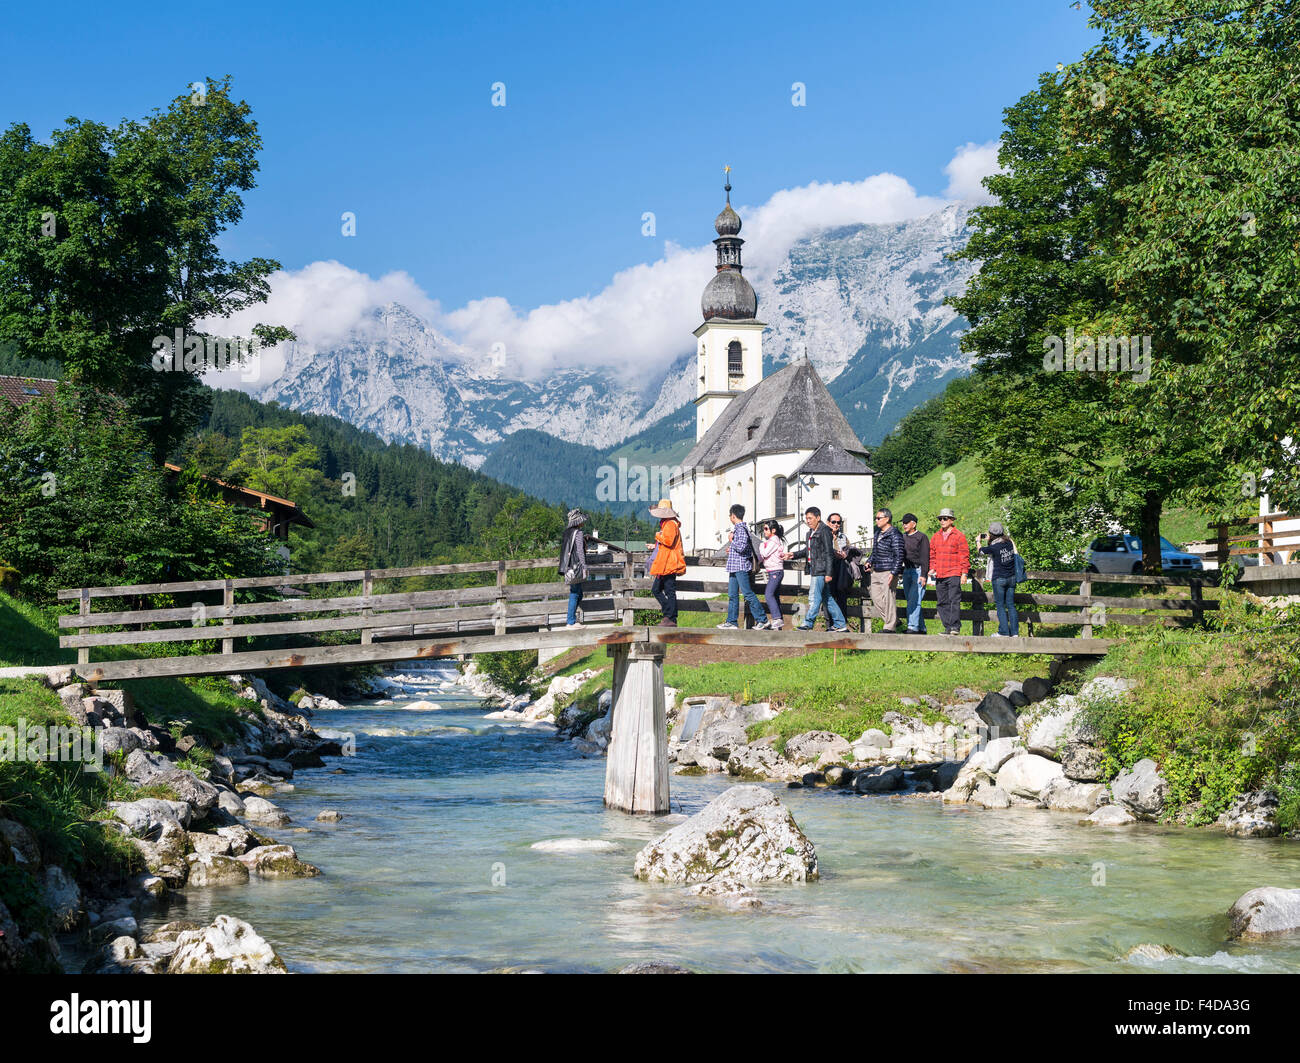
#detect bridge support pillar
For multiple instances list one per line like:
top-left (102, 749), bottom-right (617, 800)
top-left (604, 641), bottom-right (669, 815)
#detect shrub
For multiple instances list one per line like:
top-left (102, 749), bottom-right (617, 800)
top-left (476, 650), bottom-right (540, 697)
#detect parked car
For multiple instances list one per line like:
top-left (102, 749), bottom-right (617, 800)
top-left (1085, 534), bottom-right (1204, 573)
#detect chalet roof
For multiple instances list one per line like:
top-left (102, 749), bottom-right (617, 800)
top-left (680, 360), bottom-right (868, 474)
top-left (793, 441), bottom-right (875, 477)
top-left (0, 376), bottom-right (58, 407)
top-left (163, 463), bottom-right (315, 528)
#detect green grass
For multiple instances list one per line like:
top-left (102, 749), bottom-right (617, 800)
top-left (0, 591), bottom-right (73, 667)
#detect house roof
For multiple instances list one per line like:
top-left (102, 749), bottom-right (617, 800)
top-left (680, 360), bottom-right (868, 474)
top-left (793, 441), bottom-right (875, 477)
top-left (0, 376), bottom-right (58, 407)
top-left (163, 463), bottom-right (315, 528)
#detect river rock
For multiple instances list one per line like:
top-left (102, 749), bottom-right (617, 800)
top-left (1228, 887), bottom-right (1300, 940)
top-left (1061, 742), bottom-right (1106, 781)
top-left (976, 692), bottom-right (1018, 736)
top-left (185, 852), bottom-right (251, 887)
top-left (531, 839), bottom-right (619, 853)
top-left (316, 809), bottom-right (342, 822)
top-left (995, 753), bottom-right (1064, 799)
top-left (1125, 943), bottom-right (1186, 962)
top-left (854, 766), bottom-right (905, 793)
top-left (131, 820), bottom-right (190, 886)
top-left (972, 783), bottom-right (1011, 809)
top-left (1040, 777), bottom-right (1108, 813)
top-left (40, 866), bottom-right (82, 930)
top-left (1217, 790), bottom-right (1281, 838)
top-left (726, 743), bottom-right (798, 781)
top-left (168, 915), bottom-right (287, 973)
top-left (941, 754), bottom-right (993, 804)
top-left (633, 785), bottom-right (818, 884)
top-left (0, 818), bottom-right (42, 867)
top-left (1023, 698), bottom-right (1081, 760)
top-left (1084, 805), bottom-right (1137, 826)
top-left (1111, 758), bottom-right (1168, 819)
top-left (1079, 675), bottom-right (1136, 701)
top-left (237, 844), bottom-right (321, 878)
top-left (214, 825), bottom-right (261, 856)
top-left (123, 751), bottom-right (220, 817)
top-left (217, 790), bottom-right (245, 817)
top-left (241, 796), bottom-right (291, 826)
top-left (618, 962), bottom-right (693, 974)
top-left (1021, 676), bottom-right (1052, 703)
top-left (99, 727), bottom-right (145, 757)
top-left (189, 832), bottom-right (233, 856)
top-left (784, 731), bottom-right (852, 766)
top-left (108, 798), bottom-right (192, 835)
top-left (982, 736), bottom-right (1023, 773)
top-left (823, 765), bottom-right (852, 786)
top-left (144, 920), bottom-right (201, 944)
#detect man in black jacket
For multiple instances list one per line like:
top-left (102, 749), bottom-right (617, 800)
top-left (864, 508), bottom-right (905, 633)
top-left (782, 507), bottom-right (848, 631)
top-left (900, 512), bottom-right (930, 634)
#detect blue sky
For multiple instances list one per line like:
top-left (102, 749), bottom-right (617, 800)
top-left (5, 0), bottom-right (1098, 316)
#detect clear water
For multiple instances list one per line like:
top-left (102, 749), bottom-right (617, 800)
top-left (144, 667), bottom-right (1300, 973)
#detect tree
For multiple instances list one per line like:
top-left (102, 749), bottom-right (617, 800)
top-left (224, 424), bottom-right (323, 501)
top-left (0, 77), bottom-right (293, 461)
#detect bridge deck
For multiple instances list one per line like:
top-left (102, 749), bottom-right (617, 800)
top-left (74, 625), bottom-right (1112, 683)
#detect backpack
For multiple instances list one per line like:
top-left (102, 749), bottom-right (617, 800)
top-left (1013, 551), bottom-right (1027, 584)
top-left (748, 526), bottom-right (763, 578)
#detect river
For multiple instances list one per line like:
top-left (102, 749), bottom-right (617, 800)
top-left (140, 665), bottom-right (1300, 973)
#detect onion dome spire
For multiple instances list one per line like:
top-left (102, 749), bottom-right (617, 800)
top-left (702, 166), bottom-right (757, 321)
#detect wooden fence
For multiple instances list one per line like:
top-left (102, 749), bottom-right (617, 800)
top-left (1207, 512), bottom-right (1300, 567)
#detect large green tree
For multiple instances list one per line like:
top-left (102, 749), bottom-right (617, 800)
top-left (949, 1), bottom-right (1300, 569)
top-left (0, 77), bottom-right (291, 460)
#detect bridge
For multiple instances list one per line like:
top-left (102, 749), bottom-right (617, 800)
top-left (57, 554), bottom-right (1213, 813)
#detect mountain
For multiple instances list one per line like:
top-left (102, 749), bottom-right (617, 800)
top-left (253, 203), bottom-right (979, 476)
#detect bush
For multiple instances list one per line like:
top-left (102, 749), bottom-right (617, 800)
top-left (476, 650), bottom-right (540, 697)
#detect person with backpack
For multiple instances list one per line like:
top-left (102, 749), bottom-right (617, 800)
top-left (758, 519), bottom-right (787, 630)
top-left (977, 522), bottom-right (1020, 637)
top-left (863, 508), bottom-right (906, 633)
top-left (781, 506), bottom-right (848, 632)
top-left (646, 498), bottom-right (686, 626)
top-left (558, 508), bottom-right (590, 628)
top-left (718, 504), bottom-right (766, 630)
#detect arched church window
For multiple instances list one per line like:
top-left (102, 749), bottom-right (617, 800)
top-left (727, 340), bottom-right (743, 377)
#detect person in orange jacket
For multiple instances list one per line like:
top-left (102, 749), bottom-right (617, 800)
top-left (646, 498), bottom-right (686, 626)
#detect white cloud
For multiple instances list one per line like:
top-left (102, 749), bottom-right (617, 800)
top-left (943, 140), bottom-right (1003, 204)
top-left (206, 144), bottom-right (989, 389)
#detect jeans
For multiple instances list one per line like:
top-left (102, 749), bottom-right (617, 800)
top-left (652, 574), bottom-right (677, 621)
top-left (727, 571), bottom-right (766, 625)
top-left (935, 574), bottom-right (962, 633)
top-left (763, 569), bottom-right (784, 624)
top-left (992, 576), bottom-right (1019, 636)
top-left (801, 575), bottom-right (847, 629)
top-left (566, 583), bottom-right (583, 625)
top-left (902, 567), bottom-right (926, 633)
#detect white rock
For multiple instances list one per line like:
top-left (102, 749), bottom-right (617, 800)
top-left (1228, 887), bottom-right (1300, 940)
top-left (633, 785), bottom-right (817, 884)
top-left (981, 736), bottom-right (1023, 773)
top-left (167, 915), bottom-right (287, 973)
top-left (1084, 805), bottom-right (1137, 826)
top-left (1022, 696), bottom-right (1082, 759)
top-left (994, 753), bottom-right (1064, 799)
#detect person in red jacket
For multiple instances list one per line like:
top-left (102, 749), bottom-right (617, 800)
top-left (928, 507), bottom-right (970, 635)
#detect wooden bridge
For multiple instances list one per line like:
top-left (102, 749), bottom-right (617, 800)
top-left (57, 554), bottom-right (1213, 813)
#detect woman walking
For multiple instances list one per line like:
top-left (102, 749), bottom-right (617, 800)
top-left (758, 520), bottom-right (786, 630)
top-left (558, 508), bottom-right (589, 628)
top-left (646, 498), bottom-right (686, 626)
top-left (977, 522), bottom-right (1019, 637)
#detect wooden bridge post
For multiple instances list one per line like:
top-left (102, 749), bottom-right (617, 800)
top-left (77, 588), bottom-right (90, 668)
top-left (621, 556), bottom-right (635, 626)
top-left (1215, 523), bottom-right (1229, 569)
top-left (221, 579), bottom-right (235, 655)
top-left (494, 561), bottom-right (507, 636)
top-left (1080, 572), bottom-right (1093, 639)
top-left (360, 570), bottom-right (374, 645)
top-left (604, 640), bottom-right (669, 814)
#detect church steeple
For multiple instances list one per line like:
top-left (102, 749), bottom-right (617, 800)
top-left (702, 167), bottom-right (757, 321)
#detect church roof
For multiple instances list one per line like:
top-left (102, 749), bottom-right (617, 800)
top-left (680, 360), bottom-right (869, 474)
top-left (794, 441), bottom-right (875, 476)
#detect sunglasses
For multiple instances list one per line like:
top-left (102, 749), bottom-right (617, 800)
top-left (829, 520), bottom-right (842, 525)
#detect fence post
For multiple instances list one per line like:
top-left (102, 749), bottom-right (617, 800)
top-left (78, 588), bottom-right (90, 668)
top-left (1261, 517), bottom-right (1274, 565)
top-left (1080, 572), bottom-right (1093, 638)
top-left (1190, 576), bottom-right (1205, 629)
top-left (968, 568), bottom-right (985, 637)
top-left (360, 570), bottom-right (374, 645)
top-left (495, 561), bottom-right (508, 635)
top-left (222, 579), bottom-right (234, 655)
top-left (1215, 523), bottom-right (1229, 569)
top-left (622, 556), bottom-right (634, 627)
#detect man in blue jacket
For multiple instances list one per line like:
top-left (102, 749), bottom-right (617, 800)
top-left (864, 508), bottom-right (905, 633)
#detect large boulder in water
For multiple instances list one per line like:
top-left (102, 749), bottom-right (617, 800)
top-left (633, 785), bottom-right (817, 884)
top-left (995, 753), bottom-right (1063, 799)
top-left (1228, 887), bottom-right (1300, 940)
top-left (167, 915), bottom-right (287, 973)
top-left (783, 731), bottom-right (851, 766)
top-left (1110, 758), bottom-right (1168, 819)
top-left (1217, 790), bottom-right (1281, 838)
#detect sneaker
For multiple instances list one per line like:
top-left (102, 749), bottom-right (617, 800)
top-left (658, 618), bottom-right (677, 627)
top-left (752, 619), bottom-right (770, 631)
top-left (716, 622), bottom-right (739, 630)
top-left (770, 621), bottom-right (784, 631)
top-left (990, 632), bottom-right (1008, 638)
top-left (906, 628), bottom-right (923, 635)
top-left (879, 627), bottom-right (897, 634)
top-left (944, 629), bottom-right (959, 636)
top-left (796, 624), bottom-right (815, 631)
top-left (831, 625), bottom-right (849, 633)
top-left (566, 622), bottom-right (584, 629)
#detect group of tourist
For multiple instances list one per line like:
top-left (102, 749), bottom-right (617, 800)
top-left (558, 499), bottom-right (1023, 638)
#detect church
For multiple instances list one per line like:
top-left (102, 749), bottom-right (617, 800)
top-left (668, 176), bottom-right (875, 553)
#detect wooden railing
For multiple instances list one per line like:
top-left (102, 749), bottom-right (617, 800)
top-left (1206, 512), bottom-right (1299, 567)
top-left (56, 553), bottom-right (1212, 670)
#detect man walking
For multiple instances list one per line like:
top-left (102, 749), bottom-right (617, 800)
top-left (782, 507), bottom-right (848, 632)
top-left (718, 504), bottom-right (765, 630)
top-left (929, 507), bottom-right (970, 635)
top-left (900, 512), bottom-right (930, 634)
top-left (864, 508), bottom-right (905, 633)
top-left (827, 512), bottom-right (852, 624)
